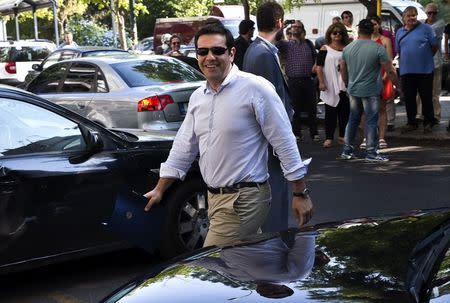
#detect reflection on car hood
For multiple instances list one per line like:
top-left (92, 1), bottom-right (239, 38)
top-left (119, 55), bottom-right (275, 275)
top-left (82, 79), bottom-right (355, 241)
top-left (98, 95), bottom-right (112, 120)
top-left (102, 208), bottom-right (450, 303)
top-left (110, 128), bottom-right (176, 142)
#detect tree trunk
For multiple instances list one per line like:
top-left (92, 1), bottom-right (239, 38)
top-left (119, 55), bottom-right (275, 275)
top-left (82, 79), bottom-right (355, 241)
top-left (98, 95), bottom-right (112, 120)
top-left (117, 13), bottom-right (127, 50)
top-left (242, 0), bottom-right (250, 20)
top-left (359, 0), bottom-right (378, 17)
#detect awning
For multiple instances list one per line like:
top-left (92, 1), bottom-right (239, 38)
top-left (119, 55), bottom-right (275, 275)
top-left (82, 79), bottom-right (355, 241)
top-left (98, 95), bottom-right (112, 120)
top-left (0, 0), bottom-right (54, 16)
top-left (0, 0), bottom-right (59, 44)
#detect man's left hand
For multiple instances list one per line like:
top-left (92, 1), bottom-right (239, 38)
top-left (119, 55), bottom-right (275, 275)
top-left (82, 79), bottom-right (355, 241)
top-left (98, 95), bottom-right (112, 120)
top-left (292, 196), bottom-right (314, 227)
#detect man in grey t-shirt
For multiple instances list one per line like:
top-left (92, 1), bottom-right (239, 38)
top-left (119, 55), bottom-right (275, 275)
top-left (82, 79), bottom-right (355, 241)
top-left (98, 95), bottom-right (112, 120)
top-left (339, 19), bottom-right (400, 162)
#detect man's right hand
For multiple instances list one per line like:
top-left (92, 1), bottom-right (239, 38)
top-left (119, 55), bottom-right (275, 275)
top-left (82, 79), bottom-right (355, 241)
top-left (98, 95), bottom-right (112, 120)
top-left (144, 189), bottom-right (163, 211)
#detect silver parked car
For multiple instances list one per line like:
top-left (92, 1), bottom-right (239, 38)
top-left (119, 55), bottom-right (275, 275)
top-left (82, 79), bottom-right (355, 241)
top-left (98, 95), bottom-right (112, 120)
top-left (26, 55), bottom-right (205, 130)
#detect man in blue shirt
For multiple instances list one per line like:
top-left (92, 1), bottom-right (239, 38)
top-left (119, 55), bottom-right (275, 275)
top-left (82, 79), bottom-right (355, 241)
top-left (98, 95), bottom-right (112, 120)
top-left (339, 19), bottom-right (399, 162)
top-left (396, 6), bottom-right (438, 133)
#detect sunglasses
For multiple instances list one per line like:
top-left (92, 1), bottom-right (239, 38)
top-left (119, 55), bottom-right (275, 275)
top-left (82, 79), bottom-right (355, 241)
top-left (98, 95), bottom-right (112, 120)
top-left (426, 11), bottom-right (438, 15)
top-left (196, 46), bottom-right (228, 56)
top-left (171, 42), bottom-right (181, 45)
top-left (343, 15), bottom-right (352, 19)
top-left (332, 31), bottom-right (342, 35)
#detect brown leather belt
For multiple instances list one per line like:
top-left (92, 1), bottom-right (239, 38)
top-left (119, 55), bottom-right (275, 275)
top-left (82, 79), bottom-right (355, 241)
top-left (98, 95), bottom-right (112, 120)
top-left (207, 181), bottom-right (267, 194)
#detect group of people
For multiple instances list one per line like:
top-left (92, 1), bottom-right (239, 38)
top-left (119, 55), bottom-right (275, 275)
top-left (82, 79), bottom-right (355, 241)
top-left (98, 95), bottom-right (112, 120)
top-left (142, 2), bottom-right (447, 249)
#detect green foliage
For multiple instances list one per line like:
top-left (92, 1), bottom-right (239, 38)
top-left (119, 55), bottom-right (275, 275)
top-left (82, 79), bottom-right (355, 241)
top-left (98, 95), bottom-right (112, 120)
top-left (66, 18), bottom-right (119, 46)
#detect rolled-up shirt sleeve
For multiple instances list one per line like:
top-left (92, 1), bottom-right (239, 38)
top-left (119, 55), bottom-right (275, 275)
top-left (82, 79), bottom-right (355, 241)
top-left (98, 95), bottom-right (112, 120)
top-left (253, 81), bottom-right (310, 181)
top-left (160, 104), bottom-right (199, 180)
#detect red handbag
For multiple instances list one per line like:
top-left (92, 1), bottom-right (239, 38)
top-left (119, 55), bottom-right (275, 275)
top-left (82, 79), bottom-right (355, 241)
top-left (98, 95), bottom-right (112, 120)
top-left (381, 78), bottom-right (394, 101)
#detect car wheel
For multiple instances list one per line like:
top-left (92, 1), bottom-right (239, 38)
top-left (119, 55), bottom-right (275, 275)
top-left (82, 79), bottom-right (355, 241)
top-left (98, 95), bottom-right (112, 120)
top-left (159, 177), bottom-right (208, 258)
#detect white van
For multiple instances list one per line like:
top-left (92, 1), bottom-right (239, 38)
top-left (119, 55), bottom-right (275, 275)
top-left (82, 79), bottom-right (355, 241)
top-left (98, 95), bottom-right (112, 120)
top-left (284, 0), bottom-right (427, 41)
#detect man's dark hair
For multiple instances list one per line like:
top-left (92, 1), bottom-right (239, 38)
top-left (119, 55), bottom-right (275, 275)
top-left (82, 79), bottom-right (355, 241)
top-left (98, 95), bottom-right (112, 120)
top-left (257, 1), bottom-right (284, 32)
top-left (194, 23), bottom-right (234, 51)
top-left (239, 19), bottom-right (255, 35)
top-left (169, 34), bottom-right (182, 44)
top-left (341, 10), bottom-right (353, 19)
top-left (357, 18), bottom-right (374, 36)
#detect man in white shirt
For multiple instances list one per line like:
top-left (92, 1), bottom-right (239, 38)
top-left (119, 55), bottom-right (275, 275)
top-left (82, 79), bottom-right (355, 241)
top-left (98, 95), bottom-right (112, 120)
top-left (59, 32), bottom-right (78, 48)
top-left (144, 23), bottom-right (313, 248)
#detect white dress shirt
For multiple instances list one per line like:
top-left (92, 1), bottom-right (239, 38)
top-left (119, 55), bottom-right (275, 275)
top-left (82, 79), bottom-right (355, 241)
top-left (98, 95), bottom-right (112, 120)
top-left (160, 65), bottom-right (309, 188)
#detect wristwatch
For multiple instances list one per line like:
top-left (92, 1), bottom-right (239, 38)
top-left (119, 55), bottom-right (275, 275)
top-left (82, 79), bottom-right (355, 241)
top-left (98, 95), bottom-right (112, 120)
top-left (293, 187), bottom-right (310, 199)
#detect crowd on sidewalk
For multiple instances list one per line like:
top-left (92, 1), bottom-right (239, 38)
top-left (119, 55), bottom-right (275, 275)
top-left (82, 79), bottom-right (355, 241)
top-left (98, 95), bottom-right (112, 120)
top-left (232, 3), bottom-right (448, 163)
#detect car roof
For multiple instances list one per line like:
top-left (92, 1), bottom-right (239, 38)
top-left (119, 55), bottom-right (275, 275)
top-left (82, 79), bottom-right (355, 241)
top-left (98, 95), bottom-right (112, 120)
top-left (0, 40), bottom-right (56, 48)
top-left (54, 46), bottom-right (128, 52)
top-left (59, 54), bottom-right (176, 65)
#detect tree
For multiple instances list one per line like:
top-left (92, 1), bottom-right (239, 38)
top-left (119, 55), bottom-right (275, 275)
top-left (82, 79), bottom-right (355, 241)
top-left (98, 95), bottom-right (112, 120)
top-left (57, 0), bottom-right (89, 36)
top-left (89, 0), bottom-right (148, 49)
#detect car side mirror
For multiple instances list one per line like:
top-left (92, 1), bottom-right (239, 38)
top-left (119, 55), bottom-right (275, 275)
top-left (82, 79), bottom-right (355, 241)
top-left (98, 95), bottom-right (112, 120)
top-left (32, 63), bottom-right (42, 71)
top-left (70, 125), bottom-right (104, 164)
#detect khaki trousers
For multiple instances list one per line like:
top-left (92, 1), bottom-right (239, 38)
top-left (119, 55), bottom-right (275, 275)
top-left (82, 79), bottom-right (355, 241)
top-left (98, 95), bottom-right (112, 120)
top-left (203, 182), bottom-right (271, 248)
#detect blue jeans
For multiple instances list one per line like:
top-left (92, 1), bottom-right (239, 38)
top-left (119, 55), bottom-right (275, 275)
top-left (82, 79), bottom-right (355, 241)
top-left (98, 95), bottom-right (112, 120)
top-left (343, 95), bottom-right (380, 157)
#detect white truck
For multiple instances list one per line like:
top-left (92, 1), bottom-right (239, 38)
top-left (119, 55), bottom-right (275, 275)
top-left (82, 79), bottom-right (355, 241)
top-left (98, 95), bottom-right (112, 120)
top-left (284, 0), bottom-right (427, 40)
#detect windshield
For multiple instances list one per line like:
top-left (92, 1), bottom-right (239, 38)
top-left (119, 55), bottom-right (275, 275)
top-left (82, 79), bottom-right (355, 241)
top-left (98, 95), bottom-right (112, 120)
top-left (112, 58), bottom-right (204, 87)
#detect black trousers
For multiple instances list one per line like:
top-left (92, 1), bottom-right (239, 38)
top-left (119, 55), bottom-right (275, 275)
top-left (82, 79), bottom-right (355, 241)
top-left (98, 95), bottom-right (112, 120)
top-left (401, 73), bottom-right (435, 126)
top-left (288, 77), bottom-right (318, 138)
top-left (324, 91), bottom-right (350, 140)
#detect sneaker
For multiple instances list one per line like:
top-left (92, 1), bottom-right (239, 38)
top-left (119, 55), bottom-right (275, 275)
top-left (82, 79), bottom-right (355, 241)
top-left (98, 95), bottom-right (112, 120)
top-left (401, 124), bottom-right (418, 134)
top-left (359, 139), bottom-right (366, 149)
top-left (323, 139), bottom-right (333, 148)
top-left (339, 152), bottom-right (357, 160)
top-left (379, 139), bottom-right (388, 149)
top-left (365, 154), bottom-right (389, 162)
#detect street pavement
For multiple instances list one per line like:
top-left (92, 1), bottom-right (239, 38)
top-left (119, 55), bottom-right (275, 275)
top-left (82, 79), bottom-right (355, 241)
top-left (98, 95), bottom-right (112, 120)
top-left (316, 93), bottom-right (450, 142)
top-left (385, 94), bottom-right (450, 141)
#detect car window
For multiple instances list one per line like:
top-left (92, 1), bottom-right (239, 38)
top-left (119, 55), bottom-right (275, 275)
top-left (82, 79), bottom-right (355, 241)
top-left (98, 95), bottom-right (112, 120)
top-left (83, 50), bottom-right (127, 57)
top-left (96, 70), bottom-right (108, 93)
top-left (42, 50), bottom-right (78, 69)
top-left (0, 47), bottom-right (10, 62)
top-left (27, 63), bottom-right (68, 94)
top-left (111, 58), bottom-right (204, 87)
top-left (61, 63), bottom-right (97, 93)
top-left (0, 98), bottom-right (86, 156)
top-left (10, 46), bottom-right (52, 62)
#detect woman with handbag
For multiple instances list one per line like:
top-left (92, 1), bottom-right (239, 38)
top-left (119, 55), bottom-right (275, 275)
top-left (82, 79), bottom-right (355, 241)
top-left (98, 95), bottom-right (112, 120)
top-left (316, 23), bottom-right (351, 148)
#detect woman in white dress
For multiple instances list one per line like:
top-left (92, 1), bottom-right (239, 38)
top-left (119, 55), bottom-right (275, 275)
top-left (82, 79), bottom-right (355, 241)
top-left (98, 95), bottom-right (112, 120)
top-left (316, 23), bottom-right (351, 148)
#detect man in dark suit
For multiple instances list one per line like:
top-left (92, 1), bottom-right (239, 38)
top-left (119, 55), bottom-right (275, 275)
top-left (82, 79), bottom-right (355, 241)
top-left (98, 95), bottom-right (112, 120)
top-left (234, 20), bottom-right (255, 70)
top-left (243, 2), bottom-right (301, 233)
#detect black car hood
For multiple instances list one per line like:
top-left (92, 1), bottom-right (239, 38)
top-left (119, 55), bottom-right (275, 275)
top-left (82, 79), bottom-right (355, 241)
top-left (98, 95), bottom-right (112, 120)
top-left (103, 209), bottom-right (450, 303)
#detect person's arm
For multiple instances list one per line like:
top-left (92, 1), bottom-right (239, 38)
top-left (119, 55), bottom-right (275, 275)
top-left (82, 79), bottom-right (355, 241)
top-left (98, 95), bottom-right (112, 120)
top-left (144, 94), bottom-right (200, 210)
top-left (339, 59), bottom-right (348, 87)
top-left (144, 177), bottom-right (176, 211)
top-left (291, 179), bottom-right (314, 226)
top-left (382, 36), bottom-right (393, 60)
top-left (444, 24), bottom-right (449, 62)
top-left (252, 82), bottom-right (313, 227)
top-left (316, 46), bottom-right (327, 91)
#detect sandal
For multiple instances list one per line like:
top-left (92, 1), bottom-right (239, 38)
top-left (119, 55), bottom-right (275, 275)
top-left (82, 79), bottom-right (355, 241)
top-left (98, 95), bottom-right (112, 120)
top-left (379, 139), bottom-right (388, 149)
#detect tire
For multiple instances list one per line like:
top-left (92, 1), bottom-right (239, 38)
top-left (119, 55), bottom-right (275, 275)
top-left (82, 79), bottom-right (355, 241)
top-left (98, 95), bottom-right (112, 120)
top-left (159, 177), bottom-right (208, 259)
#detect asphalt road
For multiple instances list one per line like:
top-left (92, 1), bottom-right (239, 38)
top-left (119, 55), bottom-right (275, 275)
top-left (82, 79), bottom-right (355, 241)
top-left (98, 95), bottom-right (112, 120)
top-left (3, 137), bottom-right (450, 303)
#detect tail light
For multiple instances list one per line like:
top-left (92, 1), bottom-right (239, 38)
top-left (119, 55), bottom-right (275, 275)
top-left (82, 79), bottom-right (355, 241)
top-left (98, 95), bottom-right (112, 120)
top-left (137, 95), bottom-right (174, 112)
top-left (5, 61), bottom-right (16, 74)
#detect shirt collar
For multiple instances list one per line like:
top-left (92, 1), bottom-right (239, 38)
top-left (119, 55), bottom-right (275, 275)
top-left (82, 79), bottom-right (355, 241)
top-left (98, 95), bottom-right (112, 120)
top-left (203, 64), bottom-right (239, 95)
top-left (257, 35), bottom-right (279, 55)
